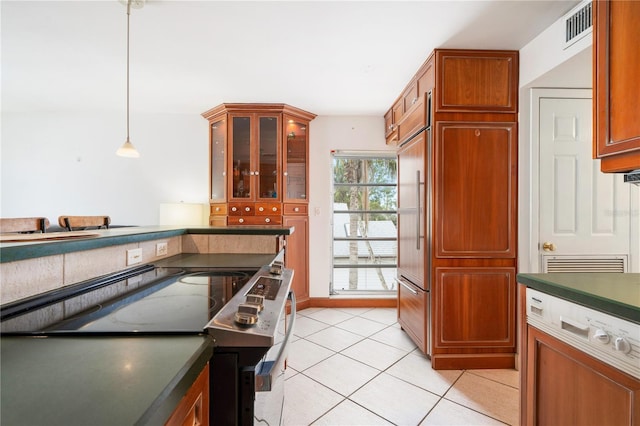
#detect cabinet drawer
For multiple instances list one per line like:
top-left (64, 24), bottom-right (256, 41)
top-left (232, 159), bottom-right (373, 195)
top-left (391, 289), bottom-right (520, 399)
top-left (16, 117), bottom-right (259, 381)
top-left (210, 203), bottom-right (227, 215)
top-left (256, 202), bottom-right (282, 215)
top-left (397, 276), bottom-right (429, 355)
top-left (228, 203), bottom-right (253, 216)
top-left (209, 216), bottom-right (227, 226)
top-left (228, 216), bottom-right (283, 225)
top-left (283, 204), bottom-right (308, 215)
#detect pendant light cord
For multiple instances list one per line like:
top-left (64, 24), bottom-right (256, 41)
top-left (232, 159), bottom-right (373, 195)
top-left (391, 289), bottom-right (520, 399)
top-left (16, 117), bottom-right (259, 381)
top-left (126, 0), bottom-right (131, 142)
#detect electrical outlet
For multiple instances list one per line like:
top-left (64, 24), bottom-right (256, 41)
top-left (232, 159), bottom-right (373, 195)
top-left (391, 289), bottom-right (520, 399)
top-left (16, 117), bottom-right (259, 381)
top-left (127, 248), bottom-right (143, 266)
top-left (156, 242), bottom-right (168, 257)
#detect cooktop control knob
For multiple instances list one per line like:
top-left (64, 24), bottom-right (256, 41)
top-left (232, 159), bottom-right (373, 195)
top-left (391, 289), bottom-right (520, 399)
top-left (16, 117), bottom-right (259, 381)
top-left (245, 294), bottom-right (265, 312)
top-left (593, 329), bottom-right (610, 344)
top-left (234, 304), bottom-right (259, 325)
top-left (613, 336), bottom-right (632, 354)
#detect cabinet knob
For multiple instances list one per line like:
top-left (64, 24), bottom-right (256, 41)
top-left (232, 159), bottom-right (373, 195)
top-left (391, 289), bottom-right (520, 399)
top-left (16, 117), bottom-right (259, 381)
top-left (283, 172), bottom-right (288, 176)
top-left (239, 218), bottom-right (244, 223)
top-left (265, 218), bottom-right (271, 223)
top-left (215, 207), bottom-right (220, 212)
top-left (272, 207), bottom-right (277, 212)
top-left (245, 207), bottom-right (251, 212)
top-left (231, 207), bottom-right (237, 212)
top-left (259, 207), bottom-right (264, 212)
top-left (294, 207), bottom-right (299, 212)
top-left (542, 242), bottom-right (556, 252)
top-left (254, 170), bottom-right (259, 176)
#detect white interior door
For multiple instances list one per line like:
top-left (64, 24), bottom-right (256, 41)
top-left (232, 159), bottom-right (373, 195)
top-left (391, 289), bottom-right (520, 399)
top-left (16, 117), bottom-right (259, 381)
top-left (537, 89), bottom-right (630, 272)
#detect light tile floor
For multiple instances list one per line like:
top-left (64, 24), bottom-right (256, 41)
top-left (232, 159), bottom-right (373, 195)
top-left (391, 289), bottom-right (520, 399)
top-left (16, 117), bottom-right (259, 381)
top-left (284, 307), bottom-right (519, 426)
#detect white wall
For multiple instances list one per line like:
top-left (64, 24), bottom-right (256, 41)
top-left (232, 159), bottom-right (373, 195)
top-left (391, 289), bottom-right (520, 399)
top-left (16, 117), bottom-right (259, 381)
top-left (307, 116), bottom-right (395, 297)
top-left (1, 111), bottom-right (209, 225)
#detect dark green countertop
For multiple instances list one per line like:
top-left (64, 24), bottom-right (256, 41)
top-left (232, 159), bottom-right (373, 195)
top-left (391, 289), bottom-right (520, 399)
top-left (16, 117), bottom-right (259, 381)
top-left (517, 273), bottom-right (640, 323)
top-left (0, 335), bottom-right (212, 425)
top-left (0, 225), bottom-right (294, 263)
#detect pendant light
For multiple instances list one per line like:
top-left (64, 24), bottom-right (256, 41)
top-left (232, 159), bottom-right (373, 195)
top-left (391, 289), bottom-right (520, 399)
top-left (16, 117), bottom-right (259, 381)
top-left (116, 0), bottom-right (144, 158)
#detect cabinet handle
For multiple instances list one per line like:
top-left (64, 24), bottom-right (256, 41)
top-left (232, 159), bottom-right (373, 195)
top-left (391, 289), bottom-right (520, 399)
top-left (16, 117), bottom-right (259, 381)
top-left (416, 170), bottom-right (421, 250)
top-left (254, 170), bottom-right (260, 176)
top-left (398, 279), bottom-right (418, 295)
top-left (215, 207), bottom-right (220, 212)
top-left (284, 171), bottom-right (289, 176)
top-left (412, 97), bottom-right (418, 105)
top-left (542, 242), bottom-right (556, 252)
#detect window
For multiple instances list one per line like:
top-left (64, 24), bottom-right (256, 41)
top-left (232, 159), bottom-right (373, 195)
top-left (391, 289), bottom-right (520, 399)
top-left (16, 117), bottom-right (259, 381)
top-left (331, 152), bottom-right (397, 295)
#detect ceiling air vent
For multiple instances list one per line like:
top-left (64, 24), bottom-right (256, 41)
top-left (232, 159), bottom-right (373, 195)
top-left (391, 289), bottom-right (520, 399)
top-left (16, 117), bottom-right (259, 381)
top-left (564, 1), bottom-right (592, 49)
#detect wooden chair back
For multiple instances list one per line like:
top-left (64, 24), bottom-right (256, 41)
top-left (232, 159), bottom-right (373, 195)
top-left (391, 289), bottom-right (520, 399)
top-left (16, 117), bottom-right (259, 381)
top-left (0, 217), bottom-right (50, 234)
top-left (58, 216), bottom-right (111, 231)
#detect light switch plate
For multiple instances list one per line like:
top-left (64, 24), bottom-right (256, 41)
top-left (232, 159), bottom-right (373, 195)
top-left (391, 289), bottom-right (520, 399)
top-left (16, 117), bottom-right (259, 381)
top-left (156, 242), bottom-right (168, 256)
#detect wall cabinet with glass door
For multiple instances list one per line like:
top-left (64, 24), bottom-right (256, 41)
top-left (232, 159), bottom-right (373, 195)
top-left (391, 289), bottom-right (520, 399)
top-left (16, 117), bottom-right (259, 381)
top-left (202, 104), bottom-right (316, 226)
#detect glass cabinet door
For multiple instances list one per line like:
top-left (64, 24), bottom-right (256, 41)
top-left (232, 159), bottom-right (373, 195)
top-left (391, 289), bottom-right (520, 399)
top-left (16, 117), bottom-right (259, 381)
top-left (210, 118), bottom-right (226, 202)
top-left (283, 116), bottom-right (308, 202)
top-left (258, 116), bottom-right (279, 200)
top-left (231, 115), bottom-right (252, 199)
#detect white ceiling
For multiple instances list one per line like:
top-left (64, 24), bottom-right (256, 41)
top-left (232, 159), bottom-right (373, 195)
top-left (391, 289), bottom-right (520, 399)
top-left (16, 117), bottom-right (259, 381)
top-left (2, 0), bottom-right (579, 116)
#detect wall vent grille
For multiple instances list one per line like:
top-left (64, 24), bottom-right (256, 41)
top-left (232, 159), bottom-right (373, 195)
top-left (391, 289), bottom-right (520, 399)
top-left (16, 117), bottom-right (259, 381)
top-left (564, 1), bottom-right (593, 49)
top-left (542, 255), bottom-right (627, 273)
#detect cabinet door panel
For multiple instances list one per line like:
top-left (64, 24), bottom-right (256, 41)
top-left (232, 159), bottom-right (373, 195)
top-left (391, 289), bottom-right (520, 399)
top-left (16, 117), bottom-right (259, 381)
top-left (397, 132), bottom-right (426, 288)
top-left (436, 50), bottom-right (518, 113)
top-left (230, 115), bottom-right (252, 199)
top-left (594, 0), bottom-right (640, 171)
top-left (435, 122), bottom-right (517, 258)
top-left (434, 267), bottom-right (515, 348)
top-left (284, 216), bottom-right (309, 302)
top-left (525, 326), bottom-right (640, 426)
top-left (258, 115), bottom-right (280, 200)
top-left (210, 118), bottom-right (227, 202)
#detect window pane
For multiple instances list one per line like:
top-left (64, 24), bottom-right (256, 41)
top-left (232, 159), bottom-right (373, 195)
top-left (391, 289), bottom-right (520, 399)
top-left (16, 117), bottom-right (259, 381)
top-left (331, 154), bottom-right (397, 295)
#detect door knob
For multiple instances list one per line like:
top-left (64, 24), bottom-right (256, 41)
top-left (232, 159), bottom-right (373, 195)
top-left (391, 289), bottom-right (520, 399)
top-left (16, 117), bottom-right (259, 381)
top-left (542, 242), bottom-right (556, 252)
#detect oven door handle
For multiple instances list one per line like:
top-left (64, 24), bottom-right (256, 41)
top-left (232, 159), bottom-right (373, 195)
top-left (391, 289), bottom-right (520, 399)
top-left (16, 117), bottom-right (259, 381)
top-left (255, 291), bottom-right (296, 392)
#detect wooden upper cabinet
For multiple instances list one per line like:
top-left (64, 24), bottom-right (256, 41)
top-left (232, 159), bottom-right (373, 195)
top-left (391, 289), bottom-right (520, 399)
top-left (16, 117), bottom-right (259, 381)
top-left (593, 0), bottom-right (640, 172)
top-left (435, 49), bottom-right (518, 113)
top-left (201, 103), bottom-right (316, 226)
top-left (434, 122), bottom-right (517, 258)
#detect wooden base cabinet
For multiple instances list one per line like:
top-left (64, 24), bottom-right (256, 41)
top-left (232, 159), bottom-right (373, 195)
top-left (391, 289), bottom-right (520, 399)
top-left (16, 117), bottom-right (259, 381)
top-left (523, 326), bottom-right (640, 426)
top-left (165, 363), bottom-right (209, 426)
top-left (283, 215), bottom-right (309, 305)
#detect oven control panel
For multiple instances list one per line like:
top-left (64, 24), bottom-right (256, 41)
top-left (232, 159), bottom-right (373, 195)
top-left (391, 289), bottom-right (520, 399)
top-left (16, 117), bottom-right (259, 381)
top-left (526, 288), bottom-right (640, 379)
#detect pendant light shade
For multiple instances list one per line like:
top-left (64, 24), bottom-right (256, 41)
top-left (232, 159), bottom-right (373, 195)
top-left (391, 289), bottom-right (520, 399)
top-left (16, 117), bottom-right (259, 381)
top-left (116, 0), bottom-right (142, 158)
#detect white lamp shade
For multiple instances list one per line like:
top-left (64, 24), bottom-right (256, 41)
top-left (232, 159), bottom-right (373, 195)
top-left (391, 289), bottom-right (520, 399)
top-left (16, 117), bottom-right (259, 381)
top-left (159, 203), bottom-right (205, 226)
top-left (116, 140), bottom-right (140, 158)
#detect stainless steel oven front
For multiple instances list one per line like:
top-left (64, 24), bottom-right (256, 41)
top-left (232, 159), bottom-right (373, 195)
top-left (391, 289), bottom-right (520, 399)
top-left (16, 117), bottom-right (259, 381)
top-left (205, 264), bottom-right (295, 426)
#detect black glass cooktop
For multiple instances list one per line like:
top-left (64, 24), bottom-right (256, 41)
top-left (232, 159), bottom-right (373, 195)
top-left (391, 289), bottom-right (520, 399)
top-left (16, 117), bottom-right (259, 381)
top-left (1, 267), bottom-right (255, 335)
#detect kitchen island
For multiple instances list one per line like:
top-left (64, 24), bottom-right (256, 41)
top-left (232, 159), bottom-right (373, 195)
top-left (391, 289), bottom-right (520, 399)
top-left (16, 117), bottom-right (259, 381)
top-left (0, 226), bottom-right (292, 425)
